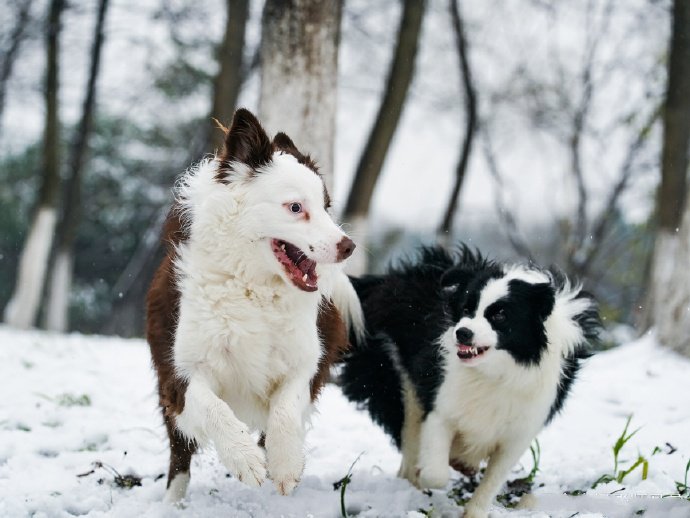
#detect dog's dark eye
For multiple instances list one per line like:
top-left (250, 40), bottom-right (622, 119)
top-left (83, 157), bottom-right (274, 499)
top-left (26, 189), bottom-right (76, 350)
top-left (289, 202), bottom-right (302, 214)
top-left (491, 309), bottom-right (506, 323)
top-left (462, 307), bottom-right (471, 316)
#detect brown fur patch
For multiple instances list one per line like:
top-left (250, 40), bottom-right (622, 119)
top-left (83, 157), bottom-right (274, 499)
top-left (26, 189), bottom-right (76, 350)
top-left (146, 206), bottom-right (189, 418)
top-left (272, 132), bottom-right (320, 174)
top-left (146, 206), bottom-right (196, 483)
top-left (311, 299), bottom-right (350, 401)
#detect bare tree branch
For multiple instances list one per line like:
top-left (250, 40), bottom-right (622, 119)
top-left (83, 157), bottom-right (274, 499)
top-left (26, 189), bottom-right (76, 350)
top-left (574, 105), bottom-right (662, 276)
top-left (480, 123), bottom-right (534, 262)
top-left (437, 0), bottom-right (477, 241)
top-left (0, 0), bottom-right (34, 130)
top-left (566, 0), bottom-right (614, 264)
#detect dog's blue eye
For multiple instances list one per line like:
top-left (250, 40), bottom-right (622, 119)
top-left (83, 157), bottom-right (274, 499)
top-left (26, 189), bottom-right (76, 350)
top-left (289, 202), bottom-right (302, 214)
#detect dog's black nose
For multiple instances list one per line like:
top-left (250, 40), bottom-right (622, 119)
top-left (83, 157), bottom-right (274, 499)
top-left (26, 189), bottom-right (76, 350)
top-left (455, 327), bottom-right (473, 344)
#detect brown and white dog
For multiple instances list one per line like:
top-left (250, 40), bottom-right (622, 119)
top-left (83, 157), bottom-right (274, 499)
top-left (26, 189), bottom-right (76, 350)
top-left (146, 109), bottom-right (362, 502)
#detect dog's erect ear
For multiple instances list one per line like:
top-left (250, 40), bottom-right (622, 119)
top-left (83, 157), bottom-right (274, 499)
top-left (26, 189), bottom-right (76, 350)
top-left (272, 131), bottom-right (321, 175)
top-left (220, 108), bottom-right (272, 169)
top-left (273, 132), bottom-right (300, 155)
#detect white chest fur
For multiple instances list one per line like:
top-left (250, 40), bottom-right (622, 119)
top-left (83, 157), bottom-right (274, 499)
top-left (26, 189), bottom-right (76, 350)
top-left (173, 261), bottom-right (322, 429)
top-left (437, 347), bottom-right (560, 466)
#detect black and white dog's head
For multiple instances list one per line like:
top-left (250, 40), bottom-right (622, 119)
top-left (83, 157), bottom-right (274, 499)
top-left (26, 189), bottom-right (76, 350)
top-left (439, 250), bottom-right (599, 370)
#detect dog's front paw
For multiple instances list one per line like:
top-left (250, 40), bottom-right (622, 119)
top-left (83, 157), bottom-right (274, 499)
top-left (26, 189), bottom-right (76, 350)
top-left (415, 463), bottom-right (450, 489)
top-left (274, 473), bottom-right (301, 496)
top-left (267, 437), bottom-right (305, 495)
top-left (216, 435), bottom-right (267, 487)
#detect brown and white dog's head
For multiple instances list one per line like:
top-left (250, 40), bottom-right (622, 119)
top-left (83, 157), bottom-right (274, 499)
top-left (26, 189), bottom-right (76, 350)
top-left (177, 109), bottom-right (354, 293)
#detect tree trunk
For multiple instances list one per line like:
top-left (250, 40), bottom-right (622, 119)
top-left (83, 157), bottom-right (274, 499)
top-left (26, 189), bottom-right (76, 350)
top-left (259, 0), bottom-right (343, 191)
top-left (653, 0), bottom-right (690, 354)
top-left (3, 0), bottom-right (64, 329)
top-left (657, 186), bottom-right (690, 355)
top-left (0, 0), bottom-right (34, 134)
top-left (437, 0), bottom-right (476, 245)
top-left (209, 0), bottom-right (250, 152)
top-left (342, 0), bottom-right (425, 274)
top-left (44, 0), bottom-right (110, 332)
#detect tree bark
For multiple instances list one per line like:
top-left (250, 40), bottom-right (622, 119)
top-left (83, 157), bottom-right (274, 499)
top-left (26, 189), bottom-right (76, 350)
top-left (437, 0), bottom-right (476, 244)
top-left (259, 0), bottom-right (343, 191)
top-left (0, 0), bottom-right (34, 133)
top-left (44, 0), bottom-right (110, 332)
top-left (3, 0), bottom-right (64, 329)
top-left (209, 0), bottom-right (250, 152)
top-left (652, 0), bottom-right (690, 354)
top-left (342, 0), bottom-right (425, 274)
top-left (657, 0), bottom-right (690, 233)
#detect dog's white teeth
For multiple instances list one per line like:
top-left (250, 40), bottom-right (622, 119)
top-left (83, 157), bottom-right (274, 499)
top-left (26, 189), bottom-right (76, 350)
top-left (302, 274), bottom-right (308, 282)
top-left (281, 244), bottom-right (286, 251)
top-left (471, 347), bottom-right (477, 355)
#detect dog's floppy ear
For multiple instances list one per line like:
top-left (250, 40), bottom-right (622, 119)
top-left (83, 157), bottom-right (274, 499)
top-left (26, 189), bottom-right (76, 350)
top-left (220, 108), bottom-right (272, 170)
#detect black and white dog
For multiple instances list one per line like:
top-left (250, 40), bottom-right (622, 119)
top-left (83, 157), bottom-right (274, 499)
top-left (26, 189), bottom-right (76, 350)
top-left (341, 246), bottom-right (600, 518)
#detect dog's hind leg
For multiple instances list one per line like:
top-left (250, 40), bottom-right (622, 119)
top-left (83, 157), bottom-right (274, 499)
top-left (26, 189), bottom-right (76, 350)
top-left (398, 377), bottom-right (424, 482)
top-left (163, 414), bottom-right (196, 503)
top-left (175, 376), bottom-right (267, 488)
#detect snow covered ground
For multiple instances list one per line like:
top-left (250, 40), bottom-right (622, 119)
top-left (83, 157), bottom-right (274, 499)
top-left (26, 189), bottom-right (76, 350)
top-left (1, 326), bottom-right (689, 517)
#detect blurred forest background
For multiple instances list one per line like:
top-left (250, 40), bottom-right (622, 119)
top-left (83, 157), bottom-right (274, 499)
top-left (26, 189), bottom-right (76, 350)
top-left (0, 0), bottom-right (689, 355)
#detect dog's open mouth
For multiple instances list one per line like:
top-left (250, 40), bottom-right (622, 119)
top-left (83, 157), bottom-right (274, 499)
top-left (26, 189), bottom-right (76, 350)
top-left (456, 344), bottom-right (489, 361)
top-left (271, 239), bottom-right (318, 292)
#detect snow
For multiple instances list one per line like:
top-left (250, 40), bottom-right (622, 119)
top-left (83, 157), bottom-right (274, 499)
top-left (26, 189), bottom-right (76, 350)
top-left (1, 326), bottom-right (690, 517)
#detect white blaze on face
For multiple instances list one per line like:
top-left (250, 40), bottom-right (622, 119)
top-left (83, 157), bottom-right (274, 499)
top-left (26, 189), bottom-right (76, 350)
top-left (241, 153), bottom-right (348, 264)
top-left (454, 276), bottom-right (509, 350)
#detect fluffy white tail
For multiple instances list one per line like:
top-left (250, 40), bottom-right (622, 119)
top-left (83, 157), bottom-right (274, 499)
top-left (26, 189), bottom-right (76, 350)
top-left (329, 271), bottom-right (365, 342)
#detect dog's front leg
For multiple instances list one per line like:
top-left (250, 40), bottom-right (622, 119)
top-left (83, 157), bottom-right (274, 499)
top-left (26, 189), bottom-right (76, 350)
top-left (176, 376), bottom-right (267, 487)
top-left (265, 376), bottom-right (311, 495)
top-left (463, 440), bottom-right (528, 518)
top-left (415, 411), bottom-right (454, 489)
